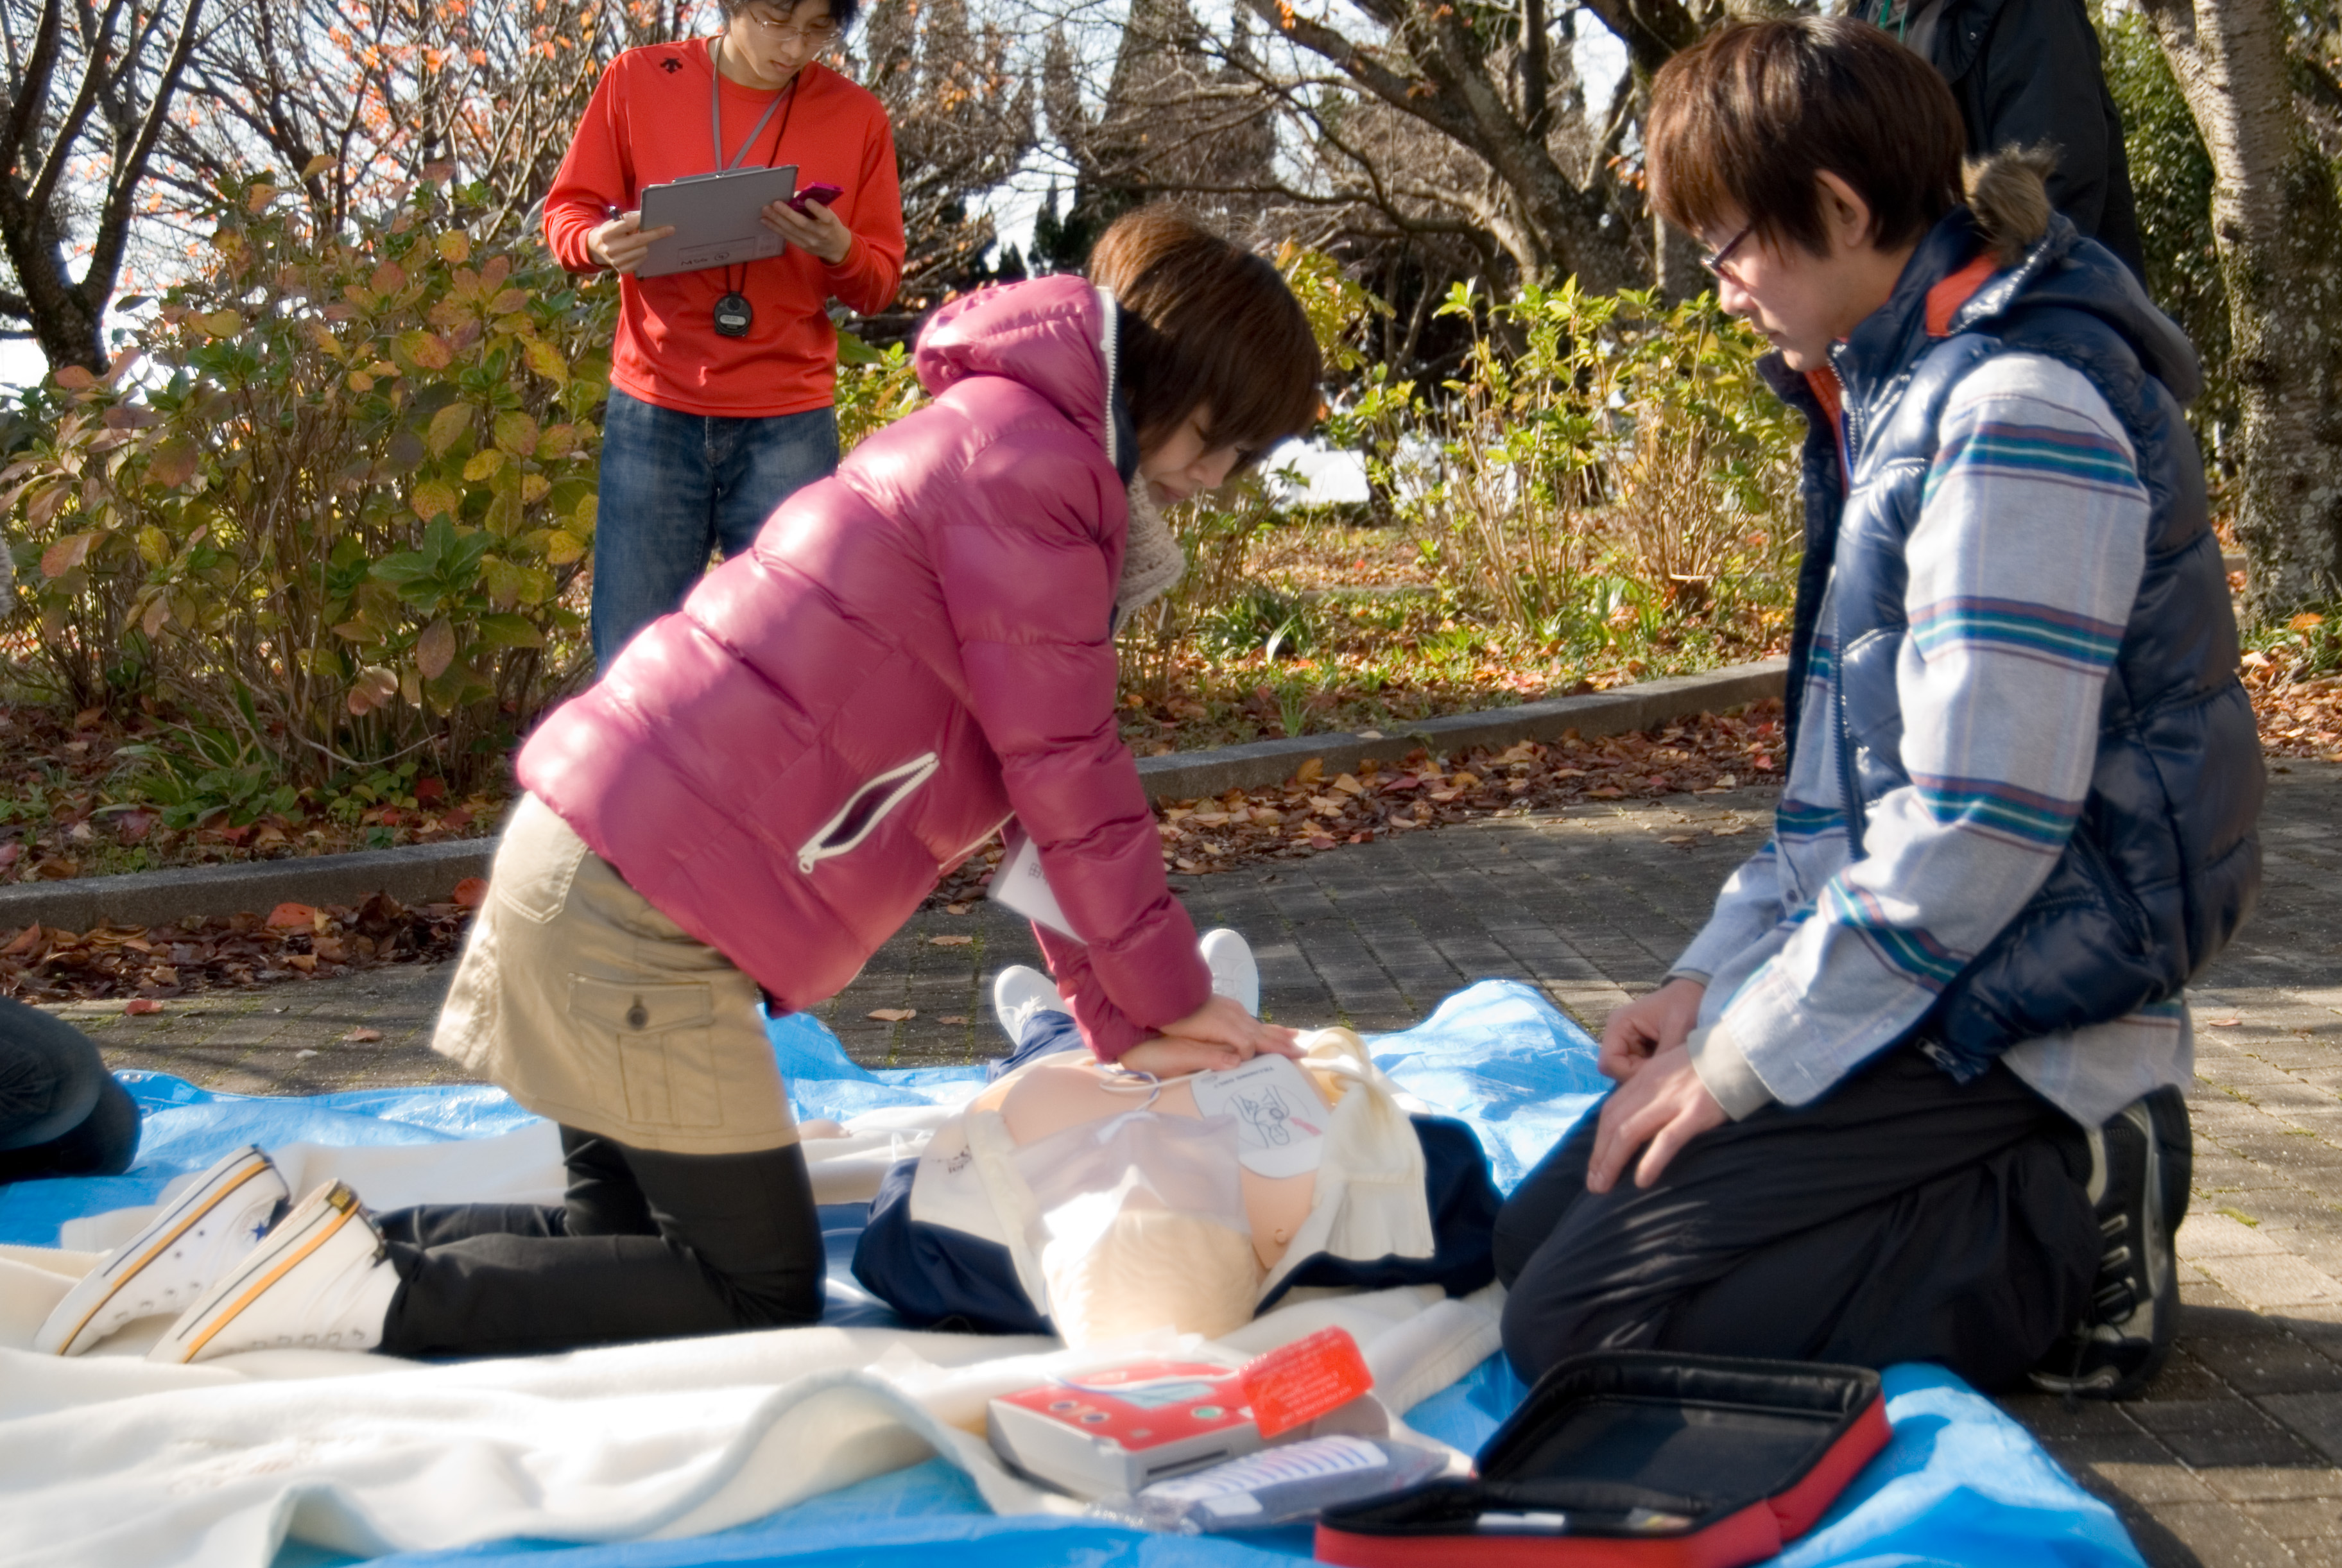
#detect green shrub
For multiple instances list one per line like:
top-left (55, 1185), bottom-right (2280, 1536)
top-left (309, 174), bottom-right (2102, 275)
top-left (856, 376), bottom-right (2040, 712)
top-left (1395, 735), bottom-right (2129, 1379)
top-left (1341, 279), bottom-right (1801, 653)
top-left (7, 172), bottom-right (611, 795)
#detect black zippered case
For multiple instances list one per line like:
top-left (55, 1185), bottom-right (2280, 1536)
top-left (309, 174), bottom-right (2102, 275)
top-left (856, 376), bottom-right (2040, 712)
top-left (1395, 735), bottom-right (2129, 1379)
top-left (1314, 1352), bottom-right (1891, 1568)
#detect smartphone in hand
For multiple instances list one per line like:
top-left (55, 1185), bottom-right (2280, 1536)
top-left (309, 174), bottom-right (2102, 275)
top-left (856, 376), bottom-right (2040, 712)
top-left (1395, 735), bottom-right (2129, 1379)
top-left (789, 182), bottom-right (845, 213)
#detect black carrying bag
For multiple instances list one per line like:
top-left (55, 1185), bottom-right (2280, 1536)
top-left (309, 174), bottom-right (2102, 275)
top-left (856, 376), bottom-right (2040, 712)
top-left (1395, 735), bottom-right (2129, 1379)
top-left (1314, 1352), bottom-right (1891, 1568)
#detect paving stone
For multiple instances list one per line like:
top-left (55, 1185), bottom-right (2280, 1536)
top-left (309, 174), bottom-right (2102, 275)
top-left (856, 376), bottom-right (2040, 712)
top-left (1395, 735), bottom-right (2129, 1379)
top-left (2130, 1498), bottom-right (2303, 1567)
top-left (2037, 1435), bottom-right (2219, 1503)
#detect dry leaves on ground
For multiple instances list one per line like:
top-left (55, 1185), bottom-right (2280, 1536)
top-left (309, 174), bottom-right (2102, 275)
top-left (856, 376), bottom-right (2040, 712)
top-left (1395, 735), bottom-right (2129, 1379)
top-left (929, 703), bottom-right (1786, 902)
top-left (1148, 705), bottom-right (1784, 876)
top-left (2249, 667), bottom-right (2342, 762)
top-left (0, 892), bottom-right (472, 1004)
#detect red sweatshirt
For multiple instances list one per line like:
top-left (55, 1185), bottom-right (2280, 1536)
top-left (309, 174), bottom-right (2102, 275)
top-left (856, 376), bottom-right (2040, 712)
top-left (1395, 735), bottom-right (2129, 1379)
top-left (543, 42), bottom-right (906, 418)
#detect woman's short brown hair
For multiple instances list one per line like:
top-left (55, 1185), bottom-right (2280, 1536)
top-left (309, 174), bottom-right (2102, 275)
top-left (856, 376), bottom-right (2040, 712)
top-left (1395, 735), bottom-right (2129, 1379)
top-left (1648, 17), bottom-right (1966, 258)
top-left (1087, 205), bottom-right (1322, 463)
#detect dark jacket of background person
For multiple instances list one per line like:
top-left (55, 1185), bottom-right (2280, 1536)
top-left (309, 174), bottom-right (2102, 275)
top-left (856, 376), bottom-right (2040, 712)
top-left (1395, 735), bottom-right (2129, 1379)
top-left (1766, 207), bottom-right (2259, 1077)
top-left (1859, 0), bottom-right (2145, 277)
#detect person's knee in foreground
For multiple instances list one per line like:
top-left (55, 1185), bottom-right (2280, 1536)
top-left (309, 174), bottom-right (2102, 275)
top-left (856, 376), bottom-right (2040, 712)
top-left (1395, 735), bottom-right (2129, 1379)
top-left (0, 997), bottom-right (138, 1184)
top-left (44, 205), bottom-right (1324, 1365)
top-left (1495, 17), bottom-right (2257, 1401)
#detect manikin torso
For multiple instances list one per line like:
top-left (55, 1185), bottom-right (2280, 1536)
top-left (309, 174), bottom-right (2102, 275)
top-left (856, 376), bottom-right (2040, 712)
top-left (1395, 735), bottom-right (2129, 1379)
top-left (977, 1053), bottom-right (1339, 1272)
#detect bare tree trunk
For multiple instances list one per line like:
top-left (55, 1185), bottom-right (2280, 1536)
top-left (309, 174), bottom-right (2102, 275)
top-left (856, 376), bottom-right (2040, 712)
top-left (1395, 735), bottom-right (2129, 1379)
top-left (1653, 209), bottom-right (1705, 303)
top-left (0, 0), bottom-right (203, 374)
top-left (2141, 0), bottom-right (2342, 618)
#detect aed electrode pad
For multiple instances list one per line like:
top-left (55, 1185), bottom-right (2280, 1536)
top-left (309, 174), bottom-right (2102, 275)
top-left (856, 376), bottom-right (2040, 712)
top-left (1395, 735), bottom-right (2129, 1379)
top-left (1190, 1054), bottom-right (1330, 1180)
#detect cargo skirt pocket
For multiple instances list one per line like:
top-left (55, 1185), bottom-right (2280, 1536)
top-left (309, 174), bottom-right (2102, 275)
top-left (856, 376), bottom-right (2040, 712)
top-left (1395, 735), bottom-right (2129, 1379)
top-left (568, 976), bottom-right (722, 1130)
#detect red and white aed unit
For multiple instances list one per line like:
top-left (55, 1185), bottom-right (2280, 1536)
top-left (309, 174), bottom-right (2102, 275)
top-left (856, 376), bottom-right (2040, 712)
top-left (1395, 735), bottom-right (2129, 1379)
top-left (986, 1359), bottom-right (1266, 1497)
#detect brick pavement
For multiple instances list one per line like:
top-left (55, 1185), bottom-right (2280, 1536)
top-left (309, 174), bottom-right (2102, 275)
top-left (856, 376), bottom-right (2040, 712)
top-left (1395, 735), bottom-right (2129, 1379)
top-left (54, 759), bottom-right (2342, 1566)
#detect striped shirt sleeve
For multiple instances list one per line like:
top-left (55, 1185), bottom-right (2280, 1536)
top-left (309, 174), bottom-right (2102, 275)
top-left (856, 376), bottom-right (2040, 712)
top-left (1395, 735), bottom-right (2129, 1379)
top-left (1696, 352), bottom-right (2151, 1112)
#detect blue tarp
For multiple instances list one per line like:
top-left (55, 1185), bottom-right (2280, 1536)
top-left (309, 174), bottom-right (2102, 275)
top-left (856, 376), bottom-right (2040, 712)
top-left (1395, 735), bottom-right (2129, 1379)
top-left (3, 981), bottom-right (2142, 1568)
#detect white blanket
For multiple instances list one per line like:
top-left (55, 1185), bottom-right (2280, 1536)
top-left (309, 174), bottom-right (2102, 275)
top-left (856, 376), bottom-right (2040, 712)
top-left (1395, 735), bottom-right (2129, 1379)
top-left (0, 1111), bottom-right (1501, 1568)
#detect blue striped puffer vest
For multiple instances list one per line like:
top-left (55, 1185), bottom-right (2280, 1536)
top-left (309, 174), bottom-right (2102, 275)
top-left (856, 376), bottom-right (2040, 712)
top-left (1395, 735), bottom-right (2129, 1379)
top-left (1764, 209), bottom-right (2262, 1075)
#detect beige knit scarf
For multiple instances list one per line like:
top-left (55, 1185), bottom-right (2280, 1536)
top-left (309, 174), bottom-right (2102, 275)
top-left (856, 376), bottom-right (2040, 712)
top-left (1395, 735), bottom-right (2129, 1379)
top-left (1115, 474), bottom-right (1185, 624)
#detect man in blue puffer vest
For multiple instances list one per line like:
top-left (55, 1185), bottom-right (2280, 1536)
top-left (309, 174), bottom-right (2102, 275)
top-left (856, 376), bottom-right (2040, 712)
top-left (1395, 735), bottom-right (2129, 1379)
top-left (1492, 17), bottom-right (2260, 1400)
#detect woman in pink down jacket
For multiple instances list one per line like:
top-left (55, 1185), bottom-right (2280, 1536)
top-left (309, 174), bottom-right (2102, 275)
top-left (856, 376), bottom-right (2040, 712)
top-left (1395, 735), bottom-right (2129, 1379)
top-left (108, 206), bottom-right (1325, 1370)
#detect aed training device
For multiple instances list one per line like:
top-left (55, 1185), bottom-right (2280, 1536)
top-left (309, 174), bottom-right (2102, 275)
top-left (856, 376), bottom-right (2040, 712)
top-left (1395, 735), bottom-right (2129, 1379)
top-left (1313, 1352), bottom-right (1891, 1568)
top-left (789, 181), bottom-right (845, 212)
top-left (988, 1360), bottom-right (1264, 1499)
top-left (990, 1329), bottom-right (1379, 1501)
top-left (634, 163), bottom-right (800, 279)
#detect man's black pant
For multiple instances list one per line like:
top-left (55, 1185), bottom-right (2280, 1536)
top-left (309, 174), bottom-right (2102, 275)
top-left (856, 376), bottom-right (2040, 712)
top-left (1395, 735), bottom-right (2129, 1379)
top-left (377, 1126), bottom-right (824, 1357)
top-left (0, 995), bottom-right (138, 1183)
top-left (1495, 1047), bottom-right (2100, 1391)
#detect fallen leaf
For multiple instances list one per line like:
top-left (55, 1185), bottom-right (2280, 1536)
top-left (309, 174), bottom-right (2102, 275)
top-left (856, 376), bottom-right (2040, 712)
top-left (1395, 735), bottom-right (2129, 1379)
top-left (1661, 834), bottom-right (1696, 845)
top-left (867, 1008), bottom-right (917, 1022)
top-left (266, 902), bottom-right (318, 930)
top-left (343, 1026), bottom-right (384, 1042)
top-left (452, 878), bottom-right (489, 908)
top-left (929, 933), bottom-right (973, 946)
top-left (2207, 1017), bottom-right (2243, 1028)
top-left (945, 902), bottom-right (972, 915)
top-left (123, 997), bottom-right (164, 1015)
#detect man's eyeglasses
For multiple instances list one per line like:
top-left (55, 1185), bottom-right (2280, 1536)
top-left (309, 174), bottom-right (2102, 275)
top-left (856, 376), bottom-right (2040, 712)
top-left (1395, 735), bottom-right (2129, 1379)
top-left (737, 9), bottom-right (838, 43)
top-left (1701, 222), bottom-right (1756, 279)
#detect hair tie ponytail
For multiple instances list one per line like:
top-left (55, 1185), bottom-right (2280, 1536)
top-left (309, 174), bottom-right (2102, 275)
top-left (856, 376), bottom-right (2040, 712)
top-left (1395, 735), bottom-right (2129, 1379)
top-left (1964, 144), bottom-right (2056, 266)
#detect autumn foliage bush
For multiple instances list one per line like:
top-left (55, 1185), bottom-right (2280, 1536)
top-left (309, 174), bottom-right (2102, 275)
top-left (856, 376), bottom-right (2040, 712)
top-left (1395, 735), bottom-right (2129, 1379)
top-left (4, 171), bottom-right (612, 797)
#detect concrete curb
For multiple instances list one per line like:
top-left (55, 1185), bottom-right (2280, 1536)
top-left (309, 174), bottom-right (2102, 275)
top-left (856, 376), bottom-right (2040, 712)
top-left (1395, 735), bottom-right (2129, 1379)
top-left (0, 838), bottom-right (495, 935)
top-left (1134, 657), bottom-right (1787, 801)
top-left (0, 659), bottom-right (1787, 931)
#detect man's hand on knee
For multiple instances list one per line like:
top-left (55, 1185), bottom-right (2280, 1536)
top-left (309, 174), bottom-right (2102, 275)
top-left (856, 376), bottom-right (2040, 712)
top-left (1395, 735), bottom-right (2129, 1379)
top-left (1598, 978), bottom-right (1705, 1083)
top-left (1586, 1042), bottom-right (1728, 1194)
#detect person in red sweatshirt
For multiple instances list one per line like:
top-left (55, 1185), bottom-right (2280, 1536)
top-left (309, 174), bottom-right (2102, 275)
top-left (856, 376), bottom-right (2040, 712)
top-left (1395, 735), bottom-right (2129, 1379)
top-left (542, 0), bottom-right (906, 666)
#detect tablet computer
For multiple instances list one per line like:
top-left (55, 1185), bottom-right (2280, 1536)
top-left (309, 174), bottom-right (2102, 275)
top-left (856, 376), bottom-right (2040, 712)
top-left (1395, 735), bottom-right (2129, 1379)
top-left (635, 163), bottom-right (799, 279)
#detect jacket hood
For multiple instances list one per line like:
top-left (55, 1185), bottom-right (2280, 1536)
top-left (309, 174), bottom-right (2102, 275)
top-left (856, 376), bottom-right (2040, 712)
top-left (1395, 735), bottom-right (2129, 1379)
top-left (914, 275), bottom-right (1137, 476)
top-left (1773, 203), bottom-right (2201, 411)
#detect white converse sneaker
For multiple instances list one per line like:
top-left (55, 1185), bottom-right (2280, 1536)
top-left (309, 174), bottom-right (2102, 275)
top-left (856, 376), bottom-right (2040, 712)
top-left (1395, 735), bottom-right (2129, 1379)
top-left (992, 964), bottom-right (1068, 1044)
top-left (147, 1182), bottom-right (400, 1363)
top-left (1199, 928), bottom-right (1260, 1016)
top-left (37, 1144), bottom-right (290, 1356)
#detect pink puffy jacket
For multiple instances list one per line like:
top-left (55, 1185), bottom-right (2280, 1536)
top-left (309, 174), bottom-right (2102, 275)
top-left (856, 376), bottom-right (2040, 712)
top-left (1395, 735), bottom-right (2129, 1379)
top-left (516, 275), bottom-right (1212, 1060)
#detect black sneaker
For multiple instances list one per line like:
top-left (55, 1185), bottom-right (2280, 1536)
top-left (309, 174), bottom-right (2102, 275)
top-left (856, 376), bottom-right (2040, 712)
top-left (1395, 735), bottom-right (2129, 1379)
top-left (2029, 1090), bottom-right (2185, 1400)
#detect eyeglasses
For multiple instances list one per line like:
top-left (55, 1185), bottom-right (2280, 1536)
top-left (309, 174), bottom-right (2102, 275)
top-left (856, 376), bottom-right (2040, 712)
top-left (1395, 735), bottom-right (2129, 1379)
top-left (1701, 222), bottom-right (1756, 280)
top-left (735, 9), bottom-right (837, 42)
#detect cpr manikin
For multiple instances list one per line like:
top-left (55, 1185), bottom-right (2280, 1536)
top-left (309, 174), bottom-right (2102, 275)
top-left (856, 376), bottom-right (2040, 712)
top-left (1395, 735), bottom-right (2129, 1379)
top-left (860, 1024), bottom-right (1447, 1346)
top-left (980, 1051), bottom-right (1340, 1344)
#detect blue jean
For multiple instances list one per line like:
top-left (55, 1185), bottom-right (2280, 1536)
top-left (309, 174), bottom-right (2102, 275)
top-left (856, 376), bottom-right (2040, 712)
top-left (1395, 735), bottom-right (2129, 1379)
top-left (986, 1008), bottom-right (1085, 1081)
top-left (590, 387), bottom-right (840, 668)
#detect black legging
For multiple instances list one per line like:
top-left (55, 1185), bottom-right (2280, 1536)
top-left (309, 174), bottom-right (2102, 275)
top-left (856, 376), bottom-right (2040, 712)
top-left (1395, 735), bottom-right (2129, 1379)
top-left (0, 995), bottom-right (139, 1184)
top-left (375, 1126), bottom-right (825, 1357)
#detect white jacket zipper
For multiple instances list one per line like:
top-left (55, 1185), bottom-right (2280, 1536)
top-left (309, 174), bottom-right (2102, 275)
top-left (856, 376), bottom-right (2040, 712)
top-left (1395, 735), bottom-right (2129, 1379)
top-left (797, 753), bottom-right (941, 874)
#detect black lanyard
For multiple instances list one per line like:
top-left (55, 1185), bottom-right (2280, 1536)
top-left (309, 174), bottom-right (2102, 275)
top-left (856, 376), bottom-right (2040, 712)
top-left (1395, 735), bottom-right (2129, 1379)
top-left (707, 39), bottom-right (800, 336)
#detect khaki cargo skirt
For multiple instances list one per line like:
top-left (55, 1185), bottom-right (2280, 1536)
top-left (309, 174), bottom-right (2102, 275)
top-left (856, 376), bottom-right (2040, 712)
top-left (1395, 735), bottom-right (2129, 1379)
top-left (431, 793), bottom-right (797, 1155)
